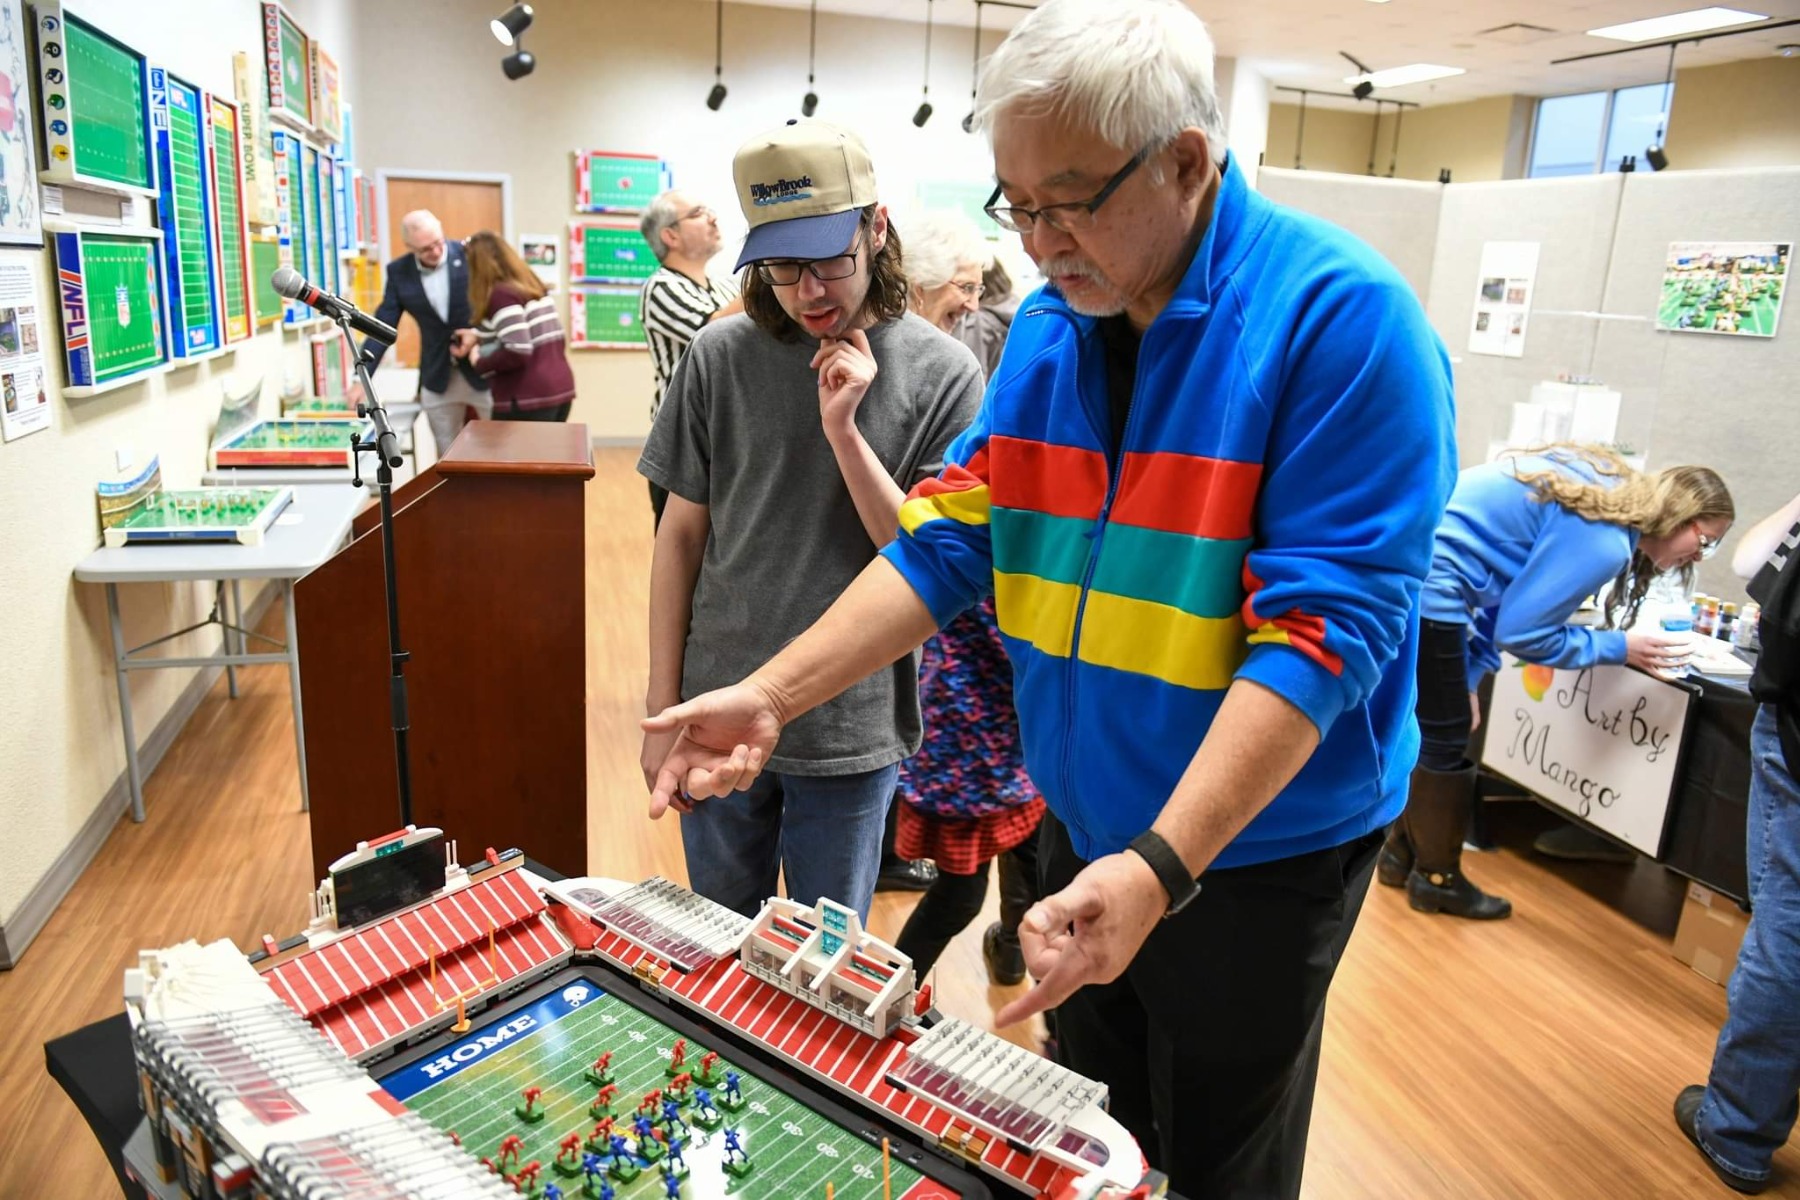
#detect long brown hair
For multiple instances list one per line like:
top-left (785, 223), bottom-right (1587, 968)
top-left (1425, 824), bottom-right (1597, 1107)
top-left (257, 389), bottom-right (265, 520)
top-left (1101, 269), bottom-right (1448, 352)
top-left (464, 230), bottom-right (547, 320)
top-left (741, 206), bottom-right (909, 343)
top-left (1514, 444), bottom-right (1735, 628)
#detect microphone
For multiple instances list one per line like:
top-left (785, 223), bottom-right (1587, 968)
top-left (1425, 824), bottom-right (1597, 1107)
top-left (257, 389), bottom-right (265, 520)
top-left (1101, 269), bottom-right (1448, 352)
top-left (271, 266), bottom-right (399, 344)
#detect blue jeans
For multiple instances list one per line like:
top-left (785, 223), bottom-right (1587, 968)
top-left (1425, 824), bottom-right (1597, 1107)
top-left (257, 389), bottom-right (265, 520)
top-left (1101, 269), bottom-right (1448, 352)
top-left (679, 765), bottom-right (899, 921)
top-left (1697, 705), bottom-right (1800, 1184)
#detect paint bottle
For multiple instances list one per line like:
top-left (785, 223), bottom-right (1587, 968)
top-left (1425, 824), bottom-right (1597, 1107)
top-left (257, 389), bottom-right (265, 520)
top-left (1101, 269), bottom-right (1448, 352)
top-left (1717, 602), bottom-right (1738, 643)
top-left (1736, 603), bottom-right (1761, 651)
top-left (1695, 598), bottom-right (1719, 639)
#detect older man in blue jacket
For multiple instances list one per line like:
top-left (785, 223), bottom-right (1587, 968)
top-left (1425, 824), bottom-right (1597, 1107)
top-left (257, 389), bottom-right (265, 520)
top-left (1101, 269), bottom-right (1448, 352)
top-left (640, 1), bottom-right (1457, 1194)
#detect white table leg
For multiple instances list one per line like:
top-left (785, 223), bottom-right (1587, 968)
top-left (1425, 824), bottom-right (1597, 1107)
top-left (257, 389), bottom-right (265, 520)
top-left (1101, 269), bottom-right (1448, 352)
top-left (105, 583), bottom-right (146, 822)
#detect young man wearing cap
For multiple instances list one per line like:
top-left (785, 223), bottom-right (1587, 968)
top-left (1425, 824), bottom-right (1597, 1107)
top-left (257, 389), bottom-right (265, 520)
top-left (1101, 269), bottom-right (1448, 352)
top-left (636, 121), bottom-right (985, 920)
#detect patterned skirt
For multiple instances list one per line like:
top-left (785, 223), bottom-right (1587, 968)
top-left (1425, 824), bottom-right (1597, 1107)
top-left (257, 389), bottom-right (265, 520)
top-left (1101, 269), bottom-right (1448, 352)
top-left (896, 597), bottom-right (1043, 876)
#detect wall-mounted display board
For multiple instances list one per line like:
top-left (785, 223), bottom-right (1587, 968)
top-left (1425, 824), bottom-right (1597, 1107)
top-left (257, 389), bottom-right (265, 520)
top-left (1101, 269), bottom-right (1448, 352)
top-left (315, 149), bottom-right (339, 295)
top-left (299, 141), bottom-right (324, 289)
top-left (358, 172), bottom-right (376, 248)
top-left (261, 2), bottom-right (312, 130)
top-left (34, 2), bottom-right (156, 197)
top-left (1656, 240), bottom-right (1788, 337)
top-left (206, 95), bottom-right (253, 344)
top-left (269, 128), bottom-right (315, 326)
top-left (332, 158), bottom-right (352, 253)
top-left (573, 150), bottom-right (667, 214)
top-left (250, 233), bottom-right (281, 327)
top-left (568, 285), bottom-right (645, 349)
top-left (149, 68), bottom-right (221, 357)
top-left (51, 225), bottom-right (169, 394)
top-left (568, 219), bottom-right (656, 284)
top-left (1, 1), bottom-right (44, 246)
top-left (232, 49), bottom-right (276, 228)
top-left (309, 41), bottom-right (341, 144)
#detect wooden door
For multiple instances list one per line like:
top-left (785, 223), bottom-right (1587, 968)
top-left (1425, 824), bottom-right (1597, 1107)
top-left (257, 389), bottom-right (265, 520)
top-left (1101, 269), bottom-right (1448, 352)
top-left (381, 176), bottom-right (506, 367)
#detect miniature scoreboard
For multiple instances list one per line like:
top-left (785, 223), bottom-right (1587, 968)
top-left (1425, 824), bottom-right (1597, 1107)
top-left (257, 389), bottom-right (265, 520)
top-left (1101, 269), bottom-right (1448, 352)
top-left (569, 285), bottom-right (646, 350)
top-left (51, 225), bottom-right (169, 394)
top-left (103, 486), bottom-right (295, 547)
top-left (150, 68), bottom-right (223, 357)
top-left (34, 2), bottom-right (158, 196)
top-left (210, 417), bottom-right (364, 469)
top-left (574, 149), bottom-right (669, 213)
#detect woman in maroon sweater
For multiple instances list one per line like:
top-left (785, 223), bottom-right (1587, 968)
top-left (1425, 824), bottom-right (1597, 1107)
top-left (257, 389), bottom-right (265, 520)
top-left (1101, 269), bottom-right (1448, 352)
top-left (452, 231), bottom-right (576, 421)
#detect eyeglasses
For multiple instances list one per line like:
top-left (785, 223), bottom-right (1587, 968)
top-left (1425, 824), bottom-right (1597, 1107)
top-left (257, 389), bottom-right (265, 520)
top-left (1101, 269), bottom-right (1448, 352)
top-left (680, 205), bottom-right (716, 223)
top-left (1696, 526), bottom-right (1721, 560)
top-left (984, 143), bottom-right (1156, 235)
top-left (753, 234), bottom-right (863, 286)
top-left (950, 280), bottom-right (985, 299)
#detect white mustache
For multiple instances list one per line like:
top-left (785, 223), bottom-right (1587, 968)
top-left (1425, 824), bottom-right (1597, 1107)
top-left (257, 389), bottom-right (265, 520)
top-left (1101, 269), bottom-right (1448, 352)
top-left (1040, 256), bottom-right (1103, 283)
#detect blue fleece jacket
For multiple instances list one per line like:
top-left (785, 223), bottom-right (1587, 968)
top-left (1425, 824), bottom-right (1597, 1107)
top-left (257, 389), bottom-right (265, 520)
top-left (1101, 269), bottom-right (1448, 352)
top-left (1421, 454), bottom-right (1636, 691)
top-left (881, 157), bottom-right (1457, 866)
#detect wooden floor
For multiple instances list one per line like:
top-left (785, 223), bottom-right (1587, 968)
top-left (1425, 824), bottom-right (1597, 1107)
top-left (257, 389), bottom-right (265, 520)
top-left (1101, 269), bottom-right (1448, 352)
top-left (4, 447), bottom-right (1794, 1199)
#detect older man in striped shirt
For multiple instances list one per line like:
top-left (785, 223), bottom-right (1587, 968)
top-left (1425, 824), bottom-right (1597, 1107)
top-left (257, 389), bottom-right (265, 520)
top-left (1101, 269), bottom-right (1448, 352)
top-left (638, 190), bottom-right (744, 525)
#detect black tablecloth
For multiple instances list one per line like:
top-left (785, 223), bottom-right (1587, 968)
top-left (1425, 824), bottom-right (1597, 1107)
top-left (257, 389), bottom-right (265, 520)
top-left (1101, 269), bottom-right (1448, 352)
top-left (1662, 668), bottom-right (1758, 902)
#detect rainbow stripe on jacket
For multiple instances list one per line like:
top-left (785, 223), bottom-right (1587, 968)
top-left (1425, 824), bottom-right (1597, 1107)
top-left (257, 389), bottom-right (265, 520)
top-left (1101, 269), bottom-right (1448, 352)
top-left (882, 158), bottom-right (1458, 867)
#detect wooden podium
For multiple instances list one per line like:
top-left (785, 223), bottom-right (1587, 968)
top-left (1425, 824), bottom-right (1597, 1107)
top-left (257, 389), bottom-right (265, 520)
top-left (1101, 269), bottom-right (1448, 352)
top-left (295, 421), bottom-right (593, 881)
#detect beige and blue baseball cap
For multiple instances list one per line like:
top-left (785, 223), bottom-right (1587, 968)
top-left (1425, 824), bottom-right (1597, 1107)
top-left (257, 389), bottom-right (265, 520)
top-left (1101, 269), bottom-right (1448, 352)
top-left (733, 120), bottom-right (878, 270)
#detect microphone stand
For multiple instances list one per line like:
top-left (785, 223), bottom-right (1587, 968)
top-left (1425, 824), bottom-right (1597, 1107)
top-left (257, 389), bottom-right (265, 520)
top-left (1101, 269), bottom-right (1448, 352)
top-left (338, 314), bottom-right (414, 828)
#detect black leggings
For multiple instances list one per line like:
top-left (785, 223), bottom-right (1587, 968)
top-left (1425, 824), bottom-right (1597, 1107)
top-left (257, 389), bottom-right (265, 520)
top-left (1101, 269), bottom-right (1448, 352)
top-left (1417, 618), bottom-right (1475, 772)
top-left (894, 826), bottom-right (1041, 979)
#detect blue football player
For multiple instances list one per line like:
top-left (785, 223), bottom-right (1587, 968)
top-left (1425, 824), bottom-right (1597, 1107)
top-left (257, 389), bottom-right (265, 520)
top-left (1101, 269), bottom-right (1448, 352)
top-left (632, 1113), bottom-right (655, 1143)
top-left (660, 1098), bottom-right (687, 1135)
top-left (722, 1126), bottom-right (745, 1165)
top-left (608, 1133), bottom-right (632, 1169)
top-left (666, 1136), bottom-right (686, 1172)
top-left (723, 1071), bottom-right (742, 1106)
top-left (542, 1186), bottom-right (561, 1200)
top-left (663, 1171), bottom-right (682, 1199)
top-left (693, 1087), bottom-right (716, 1122)
top-left (581, 1152), bottom-right (603, 1184)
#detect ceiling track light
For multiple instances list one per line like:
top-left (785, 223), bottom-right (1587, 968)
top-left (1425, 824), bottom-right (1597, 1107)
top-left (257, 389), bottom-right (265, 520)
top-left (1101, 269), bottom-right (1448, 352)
top-left (707, 0), bottom-right (727, 110)
top-left (802, 0), bottom-right (818, 115)
top-left (491, 3), bottom-right (532, 46)
top-left (962, 1), bottom-right (982, 132)
top-left (502, 47), bottom-right (535, 79)
top-left (914, 0), bottom-right (934, 126)
top-left (1646, 41), bottom-right (1676, 169)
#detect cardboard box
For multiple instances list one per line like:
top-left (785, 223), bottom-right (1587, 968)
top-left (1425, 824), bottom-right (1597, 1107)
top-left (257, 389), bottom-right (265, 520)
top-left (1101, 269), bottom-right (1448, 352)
top-left (1673, 882), bottom-right (1750, 987)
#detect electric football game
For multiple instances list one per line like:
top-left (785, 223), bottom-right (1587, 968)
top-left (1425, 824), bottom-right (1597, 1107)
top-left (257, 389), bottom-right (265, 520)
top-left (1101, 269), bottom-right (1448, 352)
top-left (126, 828), bottom-right (1165, 1200)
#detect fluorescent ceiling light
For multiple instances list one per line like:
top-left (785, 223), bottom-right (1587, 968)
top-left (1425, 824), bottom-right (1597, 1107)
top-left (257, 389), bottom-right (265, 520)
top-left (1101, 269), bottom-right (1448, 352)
top-left (1586, 7), bottom-right (1766, 42)
top-left (1342, 63), bottom-right (1467, 88)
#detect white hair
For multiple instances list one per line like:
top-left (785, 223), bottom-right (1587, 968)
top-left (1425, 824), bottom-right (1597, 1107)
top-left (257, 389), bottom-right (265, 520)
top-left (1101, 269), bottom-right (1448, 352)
top-left (903, 211), bottom-right (991, 292)
top-left (400, 209), bottom-right (441, 246)
top-left (640, 191), bottom-right (686, 264)
top-left (974, 0), bottom-right (1228, 166)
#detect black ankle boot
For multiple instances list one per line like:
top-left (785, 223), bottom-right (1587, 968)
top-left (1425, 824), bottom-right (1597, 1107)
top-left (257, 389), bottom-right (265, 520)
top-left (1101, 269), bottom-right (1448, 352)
top-left (1377, 822), bottom-right (1412, 888)
top-left (1406, 867), bottom-right (1512, 919)
top-left (1402, 763), bottom-right (1512, 921)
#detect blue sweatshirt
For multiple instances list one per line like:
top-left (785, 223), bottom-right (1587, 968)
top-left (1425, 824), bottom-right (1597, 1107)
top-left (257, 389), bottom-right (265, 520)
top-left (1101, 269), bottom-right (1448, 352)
top-left (880, 157), bottom-right (1457, 867)
top-left (1421, 454), bottom-right (1636, 691)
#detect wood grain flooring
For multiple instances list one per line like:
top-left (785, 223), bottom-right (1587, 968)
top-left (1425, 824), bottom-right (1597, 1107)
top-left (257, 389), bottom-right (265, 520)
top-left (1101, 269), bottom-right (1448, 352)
top-left (2, 446), bottom-right (1793, 1198)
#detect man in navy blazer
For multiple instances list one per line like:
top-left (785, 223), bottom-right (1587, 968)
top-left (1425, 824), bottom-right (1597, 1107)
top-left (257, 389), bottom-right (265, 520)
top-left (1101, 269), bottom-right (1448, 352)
top-left (360, 209), bottom-right (492, 455)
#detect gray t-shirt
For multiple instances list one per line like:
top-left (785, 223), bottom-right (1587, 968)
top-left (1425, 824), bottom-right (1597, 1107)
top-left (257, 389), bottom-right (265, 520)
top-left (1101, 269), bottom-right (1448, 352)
top-left (638, 312), bottom-right (984, 775)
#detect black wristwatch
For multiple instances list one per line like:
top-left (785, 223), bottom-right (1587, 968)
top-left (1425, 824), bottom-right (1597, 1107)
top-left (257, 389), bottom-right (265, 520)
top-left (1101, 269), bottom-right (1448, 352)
top-left (1128, 829), bottom-right (1201, 917)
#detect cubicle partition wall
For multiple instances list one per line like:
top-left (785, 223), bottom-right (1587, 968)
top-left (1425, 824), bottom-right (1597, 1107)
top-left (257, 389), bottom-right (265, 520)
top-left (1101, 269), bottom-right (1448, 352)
top-left (1254, 168), bottom-right (1442, 302)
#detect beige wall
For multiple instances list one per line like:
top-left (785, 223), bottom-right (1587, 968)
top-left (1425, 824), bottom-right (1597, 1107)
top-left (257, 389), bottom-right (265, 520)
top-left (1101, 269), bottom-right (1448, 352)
top-left (1374, 95), bottom-right (1532, 183)
top-left (1663, 56), bottom-right (1800, 171)
top-left (0, 0), bottom-right (353, 933)
top-left (1265, 103), bottom-right (1380, 176)
top-left (345, 0), bottom-right (1016, 443)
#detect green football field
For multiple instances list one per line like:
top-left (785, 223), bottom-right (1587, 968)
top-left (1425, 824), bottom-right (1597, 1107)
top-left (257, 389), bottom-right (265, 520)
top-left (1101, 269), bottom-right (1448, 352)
top-left (389, 987), bottom-right (927, 1199)
top-left (226, 420), bottom-right (363, 450)
top-left (82, 238), bottom-right (165, 381)
top-left (1657, 276), bottom-right (1784, 336)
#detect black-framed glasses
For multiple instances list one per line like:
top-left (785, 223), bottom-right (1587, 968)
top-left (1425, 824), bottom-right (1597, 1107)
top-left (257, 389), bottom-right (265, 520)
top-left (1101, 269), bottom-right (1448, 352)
top-left (984, 142), bottom-right (1155, 235)
top-left (753, 234), bottom-right (863, 285)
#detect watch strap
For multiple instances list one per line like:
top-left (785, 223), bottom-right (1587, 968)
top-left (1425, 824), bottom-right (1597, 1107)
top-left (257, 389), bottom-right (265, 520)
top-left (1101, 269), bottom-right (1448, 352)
top-left (1128, 829), bottom-right (1201, 917)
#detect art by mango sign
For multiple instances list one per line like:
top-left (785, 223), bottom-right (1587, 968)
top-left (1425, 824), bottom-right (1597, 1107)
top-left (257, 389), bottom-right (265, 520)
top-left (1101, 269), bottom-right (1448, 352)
top-left (1480, 657), bottom-right (1693, 856)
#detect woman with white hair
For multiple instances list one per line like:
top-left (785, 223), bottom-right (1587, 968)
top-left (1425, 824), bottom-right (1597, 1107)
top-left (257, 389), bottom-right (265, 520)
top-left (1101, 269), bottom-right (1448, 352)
top-left (888, 212), bottom-right (1046, 987)
top-left (904, 211), bottom-right (991, 334)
